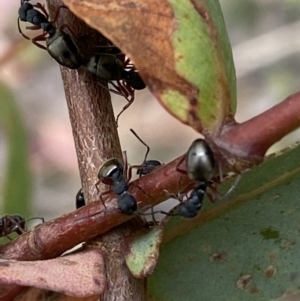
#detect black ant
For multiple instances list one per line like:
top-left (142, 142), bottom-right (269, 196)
top-left (96, 157), bottom-right (138, 214)
top-left (18, 0), bottom-right (83, 69)
top-left (18, 1), bottom-right (146, 123)
top-left (83, 54), bottom-right (145, 124)
top-left (129, 129), bottom-right (162, 176)
top-left (162, 139), bottom-right (215, 218)
top-left (96, 130), bottom-right (160, 214)
top-left (167, 138), bottom-right (240, 218)
top-left (0, 215), bottom-right (44, 240)
top-left (75, 188), bottom-right (85, 209)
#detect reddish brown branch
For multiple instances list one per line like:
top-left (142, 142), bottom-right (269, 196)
top-left (212, 90), bottom-right (300, 170)
top-left (0, 156), bottom-right (188, 261)
top-left (0, 156), bottom-right (189, 301)
top-left (1, 88), bottom-right (300, 299)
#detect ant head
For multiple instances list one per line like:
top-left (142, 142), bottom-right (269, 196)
top-left (186, 139), bottom-right (215, 182)
top-left (124, 71), bottom-right (146, 90)
top-left (76, 188), bottom-right (85, 209)
top-left (46, 30), bottom-right (83, 69)
top-left (98, 158), bottom-right (124, 185)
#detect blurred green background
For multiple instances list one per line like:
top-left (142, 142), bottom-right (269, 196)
top-left (0, 0), bottom-right (299, 222)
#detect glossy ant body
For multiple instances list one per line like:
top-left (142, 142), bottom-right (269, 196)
top-left (97, 158), bottom-right (137, 214)
top-left (18, 0), bottom-right (83, 69)
top-left (129, 129), bottom-right (162, 176)
top-left (96, 130), bottom-right (160, 214)
top-left (76, 188), bottom-right (85, 209)
top-left (84, 54), bottom-right (145, 124)
top-left (171, 139), bottom-right (215, 218)
top-left (18, 1), bottom-right (145, 122)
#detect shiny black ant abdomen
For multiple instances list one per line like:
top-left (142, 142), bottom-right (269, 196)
top-left (173, 139), bottom-right (215, 218)
top-left (75, 188), bottom-right (85, 209)
top-left (121, 70), bottom-right (146, 90)
top-left (185, 139), bottom-right (215, 182)
top-left (18, 0), bottom-right (83, 69)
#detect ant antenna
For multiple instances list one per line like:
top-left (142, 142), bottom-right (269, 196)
top-left (130, 128), bottom-right (150, 162)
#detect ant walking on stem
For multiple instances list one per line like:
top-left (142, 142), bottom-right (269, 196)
top-left (18, 0), bottom-right (83, 69)
top-left (163, 138), bottom-right (241, 218)
top-left (96, 129), bottom-right (161, 214)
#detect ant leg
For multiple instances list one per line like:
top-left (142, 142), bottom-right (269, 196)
top-left (135, 205), bottom-right (159, 226)
top-left (32, 33), bottom-right (47, 50)
top-left (175, 155), bottom-right (187, 175)
top-left (109, 81), bottom-right (131, 102)
top-left (18, 18), bottom-right (30, 40)
top-left (123, 57), bottom-right (131, 67)
top-left (117, 80), bottom-right (134, 102)
top-left (34, 2), bottom-right (49, 19)
top-left (6, 216), bottom-right (26, 234)
top-left (163, 189), bottom-right (180, 200)
top-left (219, 174), bottom-right (243, 200)
top-left (98, 190), bottom-right (110, 209)
top-left (127, 164), bottom-right (139, 181)
top-left (95, 179), bottom-right (101, 193)
top-left (115, 96), bottom-right (135, 126)
top-left (130, 128), bottom-right (150, 163)
top-left (25, 25), bottom-right (41, 31)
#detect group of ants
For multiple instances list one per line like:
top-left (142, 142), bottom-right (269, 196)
top-left (0, 0), bottom-right (239, 242)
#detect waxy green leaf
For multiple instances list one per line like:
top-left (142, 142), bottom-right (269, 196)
top-left (63, 0), bottom-right (236, 135)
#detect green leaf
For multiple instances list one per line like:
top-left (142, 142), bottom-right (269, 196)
top-left (64, 0), bottom-right (236, 135)
top-left (0, 82), bottom-right (32, 217)
top-left (160, 0), bottom-right (236, 134)
top-left (122, 224), bottom-right (166, 278)
top-left (148, 142), bottom-right (300, 300)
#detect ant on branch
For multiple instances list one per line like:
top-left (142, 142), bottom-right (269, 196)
top-left (75, 188), bottom-right (85, 209)
top-left (130, 129), bottom-right (162, 176)
top-left (18, 0), bottom-right (146, 124)
top-left (76, 130), bottom-right (161, 212)
top-left (84, 54), bottom-right (146, 125)
top-left (18, 0), bottom-right (83, 69)
top-left (94, 130), bottom-right (161, 214)
top-left (0, 215), bottom-right (44, 240)
top-left (164, 138), bottom-right (241, 218)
